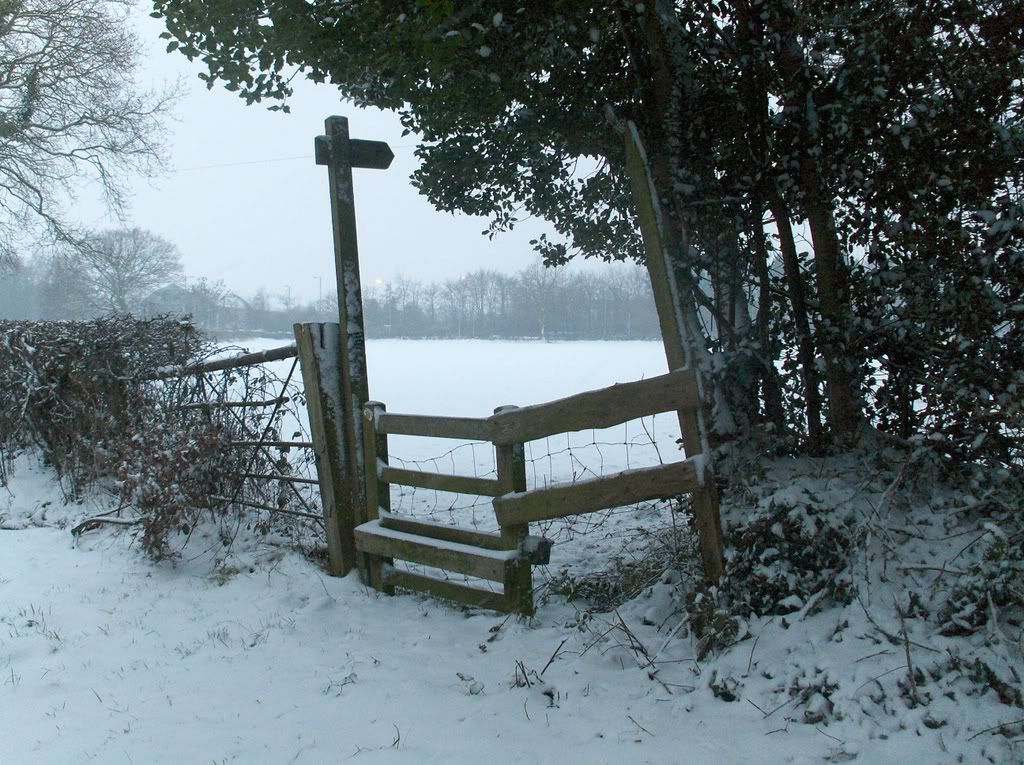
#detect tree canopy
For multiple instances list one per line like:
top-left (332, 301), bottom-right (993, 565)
top-left (154, 0), bottom-right (1023, 465)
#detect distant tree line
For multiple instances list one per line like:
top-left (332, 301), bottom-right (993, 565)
top-left (0, 228), bottom-right (190, 321)
top-left (230, 263), bottom-right (660, 340)
top-left (1, 240), bottom-right (660, 340)
top-left (361, 264), bottom-right (658, 340)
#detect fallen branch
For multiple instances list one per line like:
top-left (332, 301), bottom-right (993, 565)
top-left (71, 516), bottom-right (143, 537)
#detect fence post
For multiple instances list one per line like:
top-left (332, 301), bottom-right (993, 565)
top-left (294, 322), bottom-right (357, 576)
top-left (362, 401), bottom-right (392, 591)
top-left (494, 405), bottom-right (533, 615)
top-left (623, 122), bottom-right (725, 581)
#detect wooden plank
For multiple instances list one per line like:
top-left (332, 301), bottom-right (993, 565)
top-left (381, 568), bottom-right (511, 612)
top-left (378, 512), bottom-right (549, 563)
top-left (624, 121), bottom-right (689, 374)
top-left (377, 412), bottom-right (492, 441)
top-left (316, 136), bottom-right (395, 170)
top-left (488, 368), bottom-right (700, 445)
top-left (378, 511), bottom-right (508, 551)
top-left (493, 459), bottom-right (700, 527)
top-left (148, 343), bottom-right (297, 379)
top-left (624, 122), bottom-right (724, 581)
top-left (294, 322), bottom-right (357, 576)
top-left (379, 465), bottom-right (502, 497)
top-left (354, 520), bottom-right (517, 582)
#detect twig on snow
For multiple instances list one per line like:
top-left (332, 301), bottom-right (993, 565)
top-left (968, 718), bottom-right (1024, 741)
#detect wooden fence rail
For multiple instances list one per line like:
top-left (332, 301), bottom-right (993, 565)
top-left (148, 343), bottom-right (298, 380)
top-left (374, 367), bottom-right (699, 445)
top-left (488, 367), bottom-right (699, 445)
top-left (377, 412), bottom-right (491, 441)
top-left (492, 459), bottom-right (701, 526)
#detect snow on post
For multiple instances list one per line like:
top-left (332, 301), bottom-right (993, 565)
top-left (309, 116), bottom-right (394, 576)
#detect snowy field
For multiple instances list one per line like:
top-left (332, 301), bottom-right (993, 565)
top-left (2, 340), bottom-right (1020, 764)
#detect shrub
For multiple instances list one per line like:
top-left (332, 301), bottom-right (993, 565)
top-left (0, 316), bottom-right (203, 495)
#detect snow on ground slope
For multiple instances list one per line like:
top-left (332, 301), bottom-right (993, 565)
top-left (1, 487), bottom-right (796, 764)
top-left (5, 452), bottom-right (1022, 764)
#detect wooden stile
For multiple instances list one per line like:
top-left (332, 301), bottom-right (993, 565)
top-left (493, 459), bottom-right (700, 527)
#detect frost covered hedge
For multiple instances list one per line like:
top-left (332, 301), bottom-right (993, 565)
top-left (0, 317), bottom-right (203, 494)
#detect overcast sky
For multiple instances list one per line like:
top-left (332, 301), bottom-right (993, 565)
top-left (73, 7), bottom-right (564, 303)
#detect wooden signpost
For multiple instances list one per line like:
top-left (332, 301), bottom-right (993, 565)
top-left (298, 116), bottom-right (393, 576)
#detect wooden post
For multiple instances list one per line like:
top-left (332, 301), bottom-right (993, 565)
top-left (362, 401), bottom-right (392, 591)
top-left (494, 405), bottom-right (533, 615)
top-left (294, 322), bottom-right (357, 575)
top-left (623, 121), bottom-right (725, 581)
top-left (314, 115), bottom-right (395, 554)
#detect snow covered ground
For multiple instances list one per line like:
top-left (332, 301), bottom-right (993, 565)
top-left (2, 340), bottom-right (1021, 763)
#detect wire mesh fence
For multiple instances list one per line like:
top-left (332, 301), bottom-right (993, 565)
top-left (382, 412), bottom-right (695, 599)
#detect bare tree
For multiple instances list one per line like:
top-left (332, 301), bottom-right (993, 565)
top-left (0, 0), bottom-right (176, 260)
top-left (70, 227), bottom-right (183, 313)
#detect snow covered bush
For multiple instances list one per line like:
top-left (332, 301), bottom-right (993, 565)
top-left (113, 414), bottom-right (234, 559)
top-left (725, 496), bottom-right (856, 617)
top-left (0, 317), bottom-right (203, 494)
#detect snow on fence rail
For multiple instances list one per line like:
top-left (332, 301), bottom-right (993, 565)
top-left (147, 342), bottom-right (298, 380)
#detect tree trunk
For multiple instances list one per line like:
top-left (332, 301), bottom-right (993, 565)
top-left (770, 195), bottom-right (825, 451)
top-left (750, 201), bottom-right (786, 433)
top-left (773, 23), bottom-right (862, 442)
top-left (734, 0), bottom-right (822, 447)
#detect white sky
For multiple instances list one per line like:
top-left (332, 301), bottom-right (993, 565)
top-left (72, 6), bottom-right (561, 303)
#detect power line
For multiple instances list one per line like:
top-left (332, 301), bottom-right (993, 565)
top-left (171, 155), bottom-right (312, 173)
top-left (170, 143), bottom-right (419, 173)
